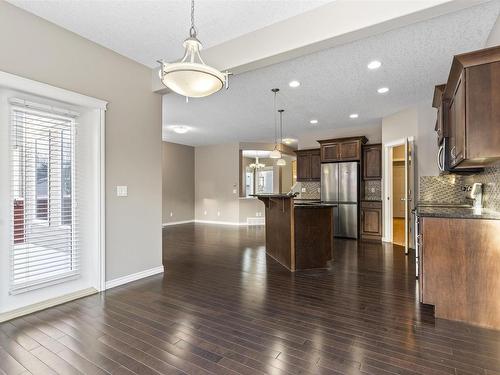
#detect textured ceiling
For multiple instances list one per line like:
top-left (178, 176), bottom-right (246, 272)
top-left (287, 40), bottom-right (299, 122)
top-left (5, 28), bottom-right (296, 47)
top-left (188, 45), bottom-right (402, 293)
top-left (8, 0), bottom-right (328, 68)
top-left (162, 1), bottom-right (500, 146)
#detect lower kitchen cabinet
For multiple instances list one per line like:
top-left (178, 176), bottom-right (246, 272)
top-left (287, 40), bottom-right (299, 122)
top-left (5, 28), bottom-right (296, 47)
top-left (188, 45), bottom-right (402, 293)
top-left (419, 216), bottom-right (500, 329)
top-left (360, 201), bottom-right (382, 241)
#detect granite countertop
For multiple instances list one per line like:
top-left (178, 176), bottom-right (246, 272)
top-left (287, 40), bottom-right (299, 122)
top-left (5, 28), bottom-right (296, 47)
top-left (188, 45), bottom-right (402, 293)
top-left (294, 202), bottom-right (337, 209)
top-left (251, 193), bottom-right (297, 199)
top-left (416, 205), bottom-right (500, 220)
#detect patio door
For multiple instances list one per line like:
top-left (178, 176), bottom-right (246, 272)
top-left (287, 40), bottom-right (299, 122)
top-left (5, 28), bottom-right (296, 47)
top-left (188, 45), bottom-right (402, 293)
top-left (10, 103), bottom-right (78, 294)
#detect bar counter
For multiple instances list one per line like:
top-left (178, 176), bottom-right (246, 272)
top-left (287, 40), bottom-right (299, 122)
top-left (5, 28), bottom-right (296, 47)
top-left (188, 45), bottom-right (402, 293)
top-left (253, 194), bottom-right (335, 271)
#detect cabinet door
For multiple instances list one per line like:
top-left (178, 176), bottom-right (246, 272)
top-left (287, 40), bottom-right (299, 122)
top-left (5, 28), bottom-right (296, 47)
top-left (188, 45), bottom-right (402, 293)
top-left (296, 154), bottom-right (311, 181)
top-left (363, 145), bottom-right (381, 180)
top-left (310, 152), bottom-right (321, 180)
top-left (361, 207), bottom-right (382, 236)
top-left (321, 143), bottom-right (340, 162)
top-left (448, 73), bottom-right (466, 167)
top-left (339, 140), bottom-right (360, 161)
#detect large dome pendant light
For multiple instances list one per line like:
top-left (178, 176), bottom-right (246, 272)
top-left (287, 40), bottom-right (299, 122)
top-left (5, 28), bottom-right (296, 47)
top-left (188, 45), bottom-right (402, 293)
top-left (270, 88), bottom-right (282, 159)
top-left (277, 109), bottom-right (286, 166)
top-left (158, 0), bottom-right (229, 98)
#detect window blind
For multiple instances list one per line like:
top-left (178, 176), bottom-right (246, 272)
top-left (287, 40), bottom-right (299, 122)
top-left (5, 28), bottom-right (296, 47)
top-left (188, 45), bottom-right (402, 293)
top-left (10, 99), bottom-right (79, 294)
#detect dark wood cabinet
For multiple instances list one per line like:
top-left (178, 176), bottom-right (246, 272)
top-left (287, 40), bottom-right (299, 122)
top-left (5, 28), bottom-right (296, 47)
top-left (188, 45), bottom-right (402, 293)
top-left (295, 149), bottom-right (320, 181)
top-left (362, 144), bottom-right (382, 180)
top-left (318, 136), bottom-right (367, 163)
top-left (360, 201), bottom-right (382, 241)
top-left (437, 46), bottom-right (500, 170)
top-left (420, 217), bottom-right (500, 329)
top-left (432, 84), bottom-right (447, 145)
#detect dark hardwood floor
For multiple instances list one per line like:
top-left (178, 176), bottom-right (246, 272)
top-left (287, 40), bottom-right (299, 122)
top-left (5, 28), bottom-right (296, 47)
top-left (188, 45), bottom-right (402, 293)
top-left (1, 223), bottom-right (499, 375)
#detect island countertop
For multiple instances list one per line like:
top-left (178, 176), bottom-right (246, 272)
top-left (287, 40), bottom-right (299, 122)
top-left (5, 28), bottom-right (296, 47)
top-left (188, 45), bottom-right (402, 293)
top-left (254, 194), bottom-right (334, 271)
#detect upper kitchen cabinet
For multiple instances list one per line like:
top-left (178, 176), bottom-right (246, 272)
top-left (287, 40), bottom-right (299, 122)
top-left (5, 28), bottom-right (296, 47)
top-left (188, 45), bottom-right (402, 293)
top-left (442, 46), bottom-right (500, 169)
top-left (362, 144), bottom-right (382, 180)
top-left (318, 136), bottom-right (368, 163)
top-left (432, 84), bottom-right (447, 145)
top-left (295, 149), bottom-right (321, 181)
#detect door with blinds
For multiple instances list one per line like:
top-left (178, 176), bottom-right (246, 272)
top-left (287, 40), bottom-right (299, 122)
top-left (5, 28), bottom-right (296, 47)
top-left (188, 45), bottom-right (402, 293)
top-left (10, 102), bottom-right (78, 294)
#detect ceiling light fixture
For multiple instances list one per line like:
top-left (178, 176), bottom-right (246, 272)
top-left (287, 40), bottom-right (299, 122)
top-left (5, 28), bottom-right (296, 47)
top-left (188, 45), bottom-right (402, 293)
top-left (277, 109), bottom-right (286, 166)
top-left (158, 0), bottom-right (229, 98)
top-left (310, 119), bottom-right (318, 125)
top-left (377, 87), bottom-right (389, 94)
top-left (349, 113), bottom-right (359, 119)
top-left (367, 60), bottom-right (382, 70)
top-left (270, 89), bottom-right (282, 159)
top-left (289, 80), bottom-right (300, 88)
top-left (249, 157), bottom-right (266, 169)
top-left (170, 125), bottom-right (191, 134)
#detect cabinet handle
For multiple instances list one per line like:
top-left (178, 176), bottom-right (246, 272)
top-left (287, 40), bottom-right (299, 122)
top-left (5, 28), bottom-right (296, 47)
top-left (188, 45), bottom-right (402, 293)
top-left (450, 146), bottom-right (456, 159)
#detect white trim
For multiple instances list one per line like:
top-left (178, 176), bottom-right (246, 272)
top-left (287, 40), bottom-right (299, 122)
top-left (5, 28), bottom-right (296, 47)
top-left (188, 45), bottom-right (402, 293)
top-left (194, 220), bottom-right (246, 226)
top-left (162, 220), bottom-right (194, 227)
top-left (98, 110), bottom-right (106, 292)
top-left (105, 266), bottom-right (164, 290)
top-left (0, 71), bottom-right (107, 110)
top-left (0, 287), bottom-right (97, 323)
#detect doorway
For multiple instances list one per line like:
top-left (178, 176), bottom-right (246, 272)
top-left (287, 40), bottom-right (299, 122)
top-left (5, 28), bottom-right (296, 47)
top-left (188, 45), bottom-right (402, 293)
top-left (392, 145), bottom-right (406, 246)
top-left (383, 138), bottom-right (415, 254)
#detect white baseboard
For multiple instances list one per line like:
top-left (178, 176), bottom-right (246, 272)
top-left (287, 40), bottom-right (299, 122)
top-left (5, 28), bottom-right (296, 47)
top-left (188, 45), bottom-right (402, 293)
top-left (194, 220), bottom-right (246, 226)
top-left (0, 287), bottom-right (97, 323)
top-left (162, 220), bottom-right (194, 227)
top-left (105, 265), bottom-right (164, 290)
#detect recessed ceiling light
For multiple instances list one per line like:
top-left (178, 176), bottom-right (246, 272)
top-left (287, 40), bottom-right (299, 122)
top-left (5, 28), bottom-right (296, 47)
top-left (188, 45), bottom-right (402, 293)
top-left (169, 125), bottom-right (190, 134)
top-left (377, 87), bottom-right (389, 94)
top-left (310, 119), bottom-right (318, 125)
top-left (367, 60), bottom-right (382, 70)
top-left (283, 138), bottom-right (297, 145)
top-left (289, 80), bottom-right (300, 88)
top-left (349, 113), bottom-right (359, 119)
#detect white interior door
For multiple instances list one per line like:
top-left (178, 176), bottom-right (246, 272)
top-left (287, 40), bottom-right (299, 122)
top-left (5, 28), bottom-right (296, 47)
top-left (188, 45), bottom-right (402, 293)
top-left (405, 137), bottom-right (415, 254)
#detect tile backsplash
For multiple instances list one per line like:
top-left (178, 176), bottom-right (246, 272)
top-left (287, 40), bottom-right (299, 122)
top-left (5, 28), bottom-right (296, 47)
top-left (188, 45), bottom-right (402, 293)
top-left (419, 165), bottom-right (500, 212)
top-left (298, 181), bottom-right (321, 200)
top-left (364, 180), bottom-right (382, 201)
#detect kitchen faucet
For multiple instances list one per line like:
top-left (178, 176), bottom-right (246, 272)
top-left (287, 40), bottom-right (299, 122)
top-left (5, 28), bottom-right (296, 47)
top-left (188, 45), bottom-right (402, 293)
top-left (464, 183), bottom-right (483, 211)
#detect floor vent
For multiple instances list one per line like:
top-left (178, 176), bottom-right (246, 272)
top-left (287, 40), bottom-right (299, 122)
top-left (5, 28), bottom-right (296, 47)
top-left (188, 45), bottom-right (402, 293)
top-left (247, 217), bottom-right (265, 226)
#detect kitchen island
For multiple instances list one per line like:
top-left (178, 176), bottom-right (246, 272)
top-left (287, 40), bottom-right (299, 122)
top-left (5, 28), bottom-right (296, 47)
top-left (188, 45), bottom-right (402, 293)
top-left (253, 194), bottom-right (335, 271)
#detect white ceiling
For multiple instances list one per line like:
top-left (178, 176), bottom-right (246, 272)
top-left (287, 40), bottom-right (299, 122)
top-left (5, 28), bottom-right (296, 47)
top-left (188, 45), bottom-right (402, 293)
top-left (8, 0), bottom-right (328, 68)
top-left (162, 1), bottom-right (500, 146)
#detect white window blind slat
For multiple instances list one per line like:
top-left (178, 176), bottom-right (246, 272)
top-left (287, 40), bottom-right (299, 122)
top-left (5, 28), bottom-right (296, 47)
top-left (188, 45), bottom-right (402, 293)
top-left (10, 101), bottom-right (79, 295)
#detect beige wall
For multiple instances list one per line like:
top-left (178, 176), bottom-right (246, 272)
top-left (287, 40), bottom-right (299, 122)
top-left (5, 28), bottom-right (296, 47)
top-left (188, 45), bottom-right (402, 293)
top-left (162, 142), bottom-right (194, 224)
top-left (195, 143), bottom-right (240, 223)
top-left (0, 2), bottom-right (162, 280)
top-left (486, 13), bottom-right (500, 47)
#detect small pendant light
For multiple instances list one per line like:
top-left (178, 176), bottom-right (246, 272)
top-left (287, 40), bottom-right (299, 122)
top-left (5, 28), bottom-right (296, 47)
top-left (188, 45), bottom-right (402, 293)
top-left (276, 109), bottom-right (286, 166)
top-left (270, 88), bottom-right (281, 159)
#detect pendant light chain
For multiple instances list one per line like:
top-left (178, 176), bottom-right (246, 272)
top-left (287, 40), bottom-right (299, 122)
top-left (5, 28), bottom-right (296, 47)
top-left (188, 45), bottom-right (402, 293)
top-left (190, 0), bottom-right (197, 38)
top-left (274, 91), bottom-right (278, 146)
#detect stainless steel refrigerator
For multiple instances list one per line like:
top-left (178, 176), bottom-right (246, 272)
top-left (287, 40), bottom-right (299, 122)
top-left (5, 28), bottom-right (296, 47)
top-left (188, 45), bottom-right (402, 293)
top-left (321, 162), bottom-right (358, 239)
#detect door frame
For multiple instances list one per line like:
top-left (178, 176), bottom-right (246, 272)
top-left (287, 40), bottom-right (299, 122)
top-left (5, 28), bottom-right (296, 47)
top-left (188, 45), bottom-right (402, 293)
top-left (382, 137), bottom-right (414, 253)
top-left (0, 71), bottom-right (107, 320)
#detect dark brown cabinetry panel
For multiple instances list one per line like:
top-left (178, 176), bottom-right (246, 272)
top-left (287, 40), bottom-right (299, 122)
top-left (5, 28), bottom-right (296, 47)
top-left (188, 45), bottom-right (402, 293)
top-left (310, 152), bottom-right (321, 180)
top-left (360, 201), bottom-right (382, 241)
top-left (420, 217), bottom-right (500, 329)
top-left (321, 143), bottom-right (339, 161)
top-left (362, 144), bottom-right (382, 180)
top-left (438, 46), bottom-right (500, 170)
top-left (318, 136), bottom-right (367, 163)
top-left (295, 149), bottom-right (320, 181)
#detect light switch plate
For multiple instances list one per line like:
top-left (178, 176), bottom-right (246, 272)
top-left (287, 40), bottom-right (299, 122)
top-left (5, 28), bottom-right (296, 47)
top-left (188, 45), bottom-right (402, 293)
top-left (116, 186), bottom-right (128, 197)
